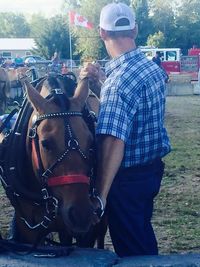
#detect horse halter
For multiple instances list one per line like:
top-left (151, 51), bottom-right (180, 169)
top-left (30, 108), bottom-right (92, 188)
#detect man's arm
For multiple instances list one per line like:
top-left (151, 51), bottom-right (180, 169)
top-left (96, 134), bottom-right (125, 206)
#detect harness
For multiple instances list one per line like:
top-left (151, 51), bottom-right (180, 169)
top-left (0, 75), bottom-right (102, 233)
top-left (30, 110), bottom-right (91, 186)
top-left (0, 75), bottom-right (105, 257)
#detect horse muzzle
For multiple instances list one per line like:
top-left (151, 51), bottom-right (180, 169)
top-left (60, 202), bottom-right (93, 234)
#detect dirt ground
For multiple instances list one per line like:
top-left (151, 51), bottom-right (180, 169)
top-left (0, 95), bottom-right (199, 254)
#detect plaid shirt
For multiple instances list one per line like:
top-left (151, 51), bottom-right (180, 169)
top-left (96, 48), bottom-right (171, 168)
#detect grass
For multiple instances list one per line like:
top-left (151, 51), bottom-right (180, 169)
top-left (153, 95), bottom-right (200, 254)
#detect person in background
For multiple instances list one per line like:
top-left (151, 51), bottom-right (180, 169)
top-left (0, 54), bottom-right (4, 66)
top-left (152, 51), bottom-right (162, 67)
top-left (152, 51), bottom-right (169, 82)
top-left (80, 2), bottom-right (171, 257)
top-left (14, 54), bottom-right (24, 68)
top-left (49, 51), bottom-right (61, 73)
top-left (51, 51), bottom-right (59, 65)
top-left (61, 63), bottom-right (69, 75)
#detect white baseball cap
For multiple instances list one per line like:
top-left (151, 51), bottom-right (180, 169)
top-left (100, 2), bottom-right (136, 32)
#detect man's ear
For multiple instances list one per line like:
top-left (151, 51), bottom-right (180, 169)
top-left (100, 28), bottom-right (107, 41)
top-left (132, 23), bottom-right (138, 39)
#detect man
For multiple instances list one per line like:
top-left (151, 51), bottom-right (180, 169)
top-left (0, 54), bottom-right (4, 66)
top-left (152, 51), bottom-right (162, 67)
top-left (81, 2), bottom-right (171, 257)
top-left (152, 51), bottom-right (169, 82)
top-left (14, 54), bottom-right (24, 68)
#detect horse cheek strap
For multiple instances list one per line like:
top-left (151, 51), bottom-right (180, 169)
top-left (32, 139), bottom-right (40, 170)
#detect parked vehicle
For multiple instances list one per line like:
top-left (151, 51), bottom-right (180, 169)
top-left (140, 46), bottom-right (200, 80)
top-left (22, 55), bottom-right (46, 64)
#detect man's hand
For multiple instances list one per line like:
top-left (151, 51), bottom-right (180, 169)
top-left (79, 62), bottom-right (100, 82)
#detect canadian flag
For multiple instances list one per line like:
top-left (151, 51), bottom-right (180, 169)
top-left (69, 11), bottom-right (93, 29)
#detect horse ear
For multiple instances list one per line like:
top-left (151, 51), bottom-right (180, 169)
top-left (24, 80), bottom-right (47, 113)
top-left (73, 78), bottom-right (89, 108)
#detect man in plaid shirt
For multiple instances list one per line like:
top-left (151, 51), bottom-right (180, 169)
top-left (81, 2), bottom-right (171, 257)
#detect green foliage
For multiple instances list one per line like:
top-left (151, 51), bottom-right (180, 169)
top-left (147, 31), bottom-right (165, 47)
top-left (33, 16), bottom-right (73, 59)
top-left (174, 0), bottom-right (200, 53)
top-left (29, 14), bottom-right (49, 38)
top-left (132, 0), bottom-right (153, 46)
top-left (0, 13), bottom-right (30, 37)
top-left (149, 0), bottom-right (176, 47)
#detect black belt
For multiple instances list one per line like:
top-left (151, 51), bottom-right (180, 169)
top-left (118, 158), bottom-right (163, 175)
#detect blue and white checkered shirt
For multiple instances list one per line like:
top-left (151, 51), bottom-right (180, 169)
top-left (96, 48), bottom-right (171, 168)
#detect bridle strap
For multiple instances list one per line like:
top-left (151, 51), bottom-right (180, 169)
top-left (32, 139), bottom-right (40, 170)
top-left (47, 175), bottom-right (90, 187)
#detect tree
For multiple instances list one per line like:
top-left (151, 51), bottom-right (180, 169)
top-left (131, 0), bottom-right (152, 46)
top-left (147, 31), bottom-right (165, 47)
top-left (148, 0), bottom-right (175, 47)
top-left (0, 13), bottom-right (30, 37)
top-left (29, 14), bottom-right (49, 38)
top-left (33, 16), bottom-right (73, 59)
top-left (174, 0), bottom-right (200, 53)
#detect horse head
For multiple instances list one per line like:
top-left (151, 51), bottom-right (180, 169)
top-left (25, 75), bottom-right (95, 234)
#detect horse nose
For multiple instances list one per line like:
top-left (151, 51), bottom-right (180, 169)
top-left (68, 205), bottom-right (93, 232)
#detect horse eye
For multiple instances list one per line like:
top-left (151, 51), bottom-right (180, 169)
top-left (41, 139), bottom-right (52, 150)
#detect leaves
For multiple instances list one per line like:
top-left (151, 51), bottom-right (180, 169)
top-left (0, 13), bottom-right (30, 38)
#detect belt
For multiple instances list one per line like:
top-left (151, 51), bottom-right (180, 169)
top-left (118, 158), bottom-right (163, 175)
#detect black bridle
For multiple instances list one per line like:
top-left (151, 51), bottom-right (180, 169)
top-left (30, 110), bottom-right (90, 181)
top-left (19, 88), bottom-right (97, 230)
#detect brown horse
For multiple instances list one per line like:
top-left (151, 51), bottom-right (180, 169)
top-left (0, 73), bottom-right (105, 247)
top-left (0, 67), bottom-right (10, 115)
top-left (6, 67), bottom-right (31, 82)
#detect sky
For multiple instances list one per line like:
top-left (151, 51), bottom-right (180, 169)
top-left (0, 0), bottom-right (64, 17)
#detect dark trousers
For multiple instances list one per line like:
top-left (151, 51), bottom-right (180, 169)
top-left (106, 159), bottom-right (164, 257)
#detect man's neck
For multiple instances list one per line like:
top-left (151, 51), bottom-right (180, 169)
top-left (105, 38), bottom-right (136, 58)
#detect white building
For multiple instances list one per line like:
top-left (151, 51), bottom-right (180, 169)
top-left (0, 38), bottom-right (37, 59)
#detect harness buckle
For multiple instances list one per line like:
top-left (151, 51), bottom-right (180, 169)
top-left (46, 197), bottom-right (58, 218)
top-left (42, 168), bottom-right (53, 179)
top-left (29, 127), bottom-right (37, 139)
top-left (88, 111), bottom-right (97, 122)
top-left (52, 88), bottom-right (63, 95)
top-left (41, 188), bottom-right (49, 200)
top-left (91, 189), bottom-right (105, 219)
top-left (41, 216), bottom-right (52, 229)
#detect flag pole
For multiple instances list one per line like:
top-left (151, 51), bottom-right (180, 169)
top-left (69, 29), bottom-right (73, 72)
top-left (68, 11), bottom-right (73, 72)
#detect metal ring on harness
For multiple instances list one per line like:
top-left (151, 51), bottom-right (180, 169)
top-left (68, 139), bottom-right (79, 150)
top-left (93, 195), bottom-right (104, 219)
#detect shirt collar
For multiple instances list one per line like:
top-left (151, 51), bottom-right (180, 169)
top-left (105, 48), bottom-right (142, 76)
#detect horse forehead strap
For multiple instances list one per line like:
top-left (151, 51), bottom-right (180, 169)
top-left (31, 111), bottom-right (83, 125)
top-left (47, 175), bottom-right (90, 187)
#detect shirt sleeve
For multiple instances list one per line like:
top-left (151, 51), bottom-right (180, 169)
top-left (96, 87), bottom-right (133, 141)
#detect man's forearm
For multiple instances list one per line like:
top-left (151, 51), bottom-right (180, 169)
top-left (96, 135), bottom-right (125, 202)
